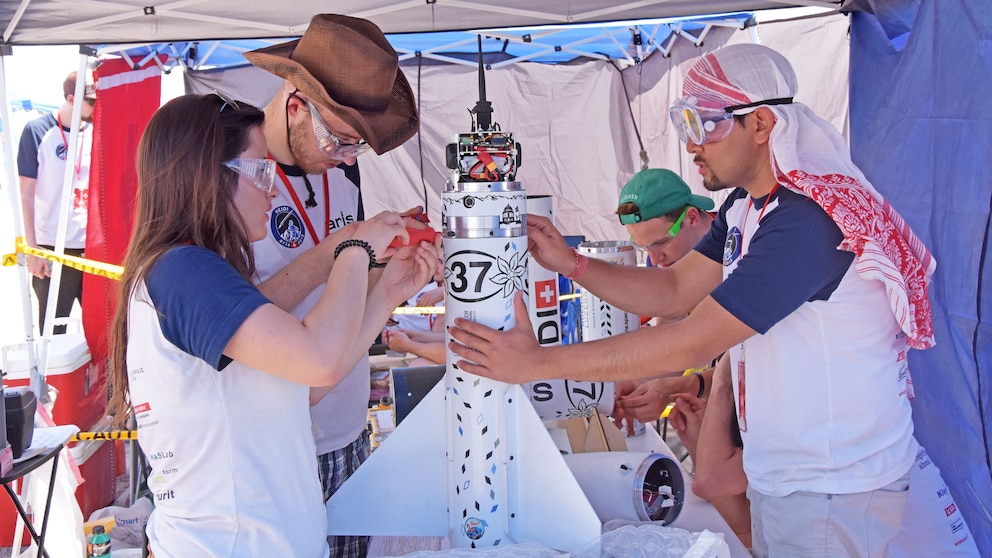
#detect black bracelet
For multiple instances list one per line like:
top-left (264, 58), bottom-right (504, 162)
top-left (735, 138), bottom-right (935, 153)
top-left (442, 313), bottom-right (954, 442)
top-left (693, 372), bottom-right (705, 398)
top-left (333, 239), bottom-right (386, 270)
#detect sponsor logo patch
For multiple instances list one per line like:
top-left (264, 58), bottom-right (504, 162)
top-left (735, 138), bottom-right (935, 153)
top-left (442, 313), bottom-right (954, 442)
top-left (724, 226), bottom-right (742, 266)
top-left (271, 206), bottom-right (306, 248)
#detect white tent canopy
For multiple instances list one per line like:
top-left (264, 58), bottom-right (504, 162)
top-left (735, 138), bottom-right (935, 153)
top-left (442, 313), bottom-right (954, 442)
top-left (0, 0), bottom-right (837, 45)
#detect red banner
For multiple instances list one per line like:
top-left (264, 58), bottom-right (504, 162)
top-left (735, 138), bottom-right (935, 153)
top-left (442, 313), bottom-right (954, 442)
top-left (83, 57), bottom-right (163, 380)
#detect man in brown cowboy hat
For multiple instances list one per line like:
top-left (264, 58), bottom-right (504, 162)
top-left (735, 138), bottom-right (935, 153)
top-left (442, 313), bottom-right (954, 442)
top-left (244, 14), bottom-right (420, 556)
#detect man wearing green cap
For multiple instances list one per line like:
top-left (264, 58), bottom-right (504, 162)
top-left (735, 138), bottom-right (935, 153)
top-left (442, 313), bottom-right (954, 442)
top-left (615, 168), bottom-right (715, 268)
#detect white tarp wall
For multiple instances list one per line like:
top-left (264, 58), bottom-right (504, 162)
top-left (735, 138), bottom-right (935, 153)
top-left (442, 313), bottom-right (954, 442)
top-left (185, 13), bottom-right (850, 243)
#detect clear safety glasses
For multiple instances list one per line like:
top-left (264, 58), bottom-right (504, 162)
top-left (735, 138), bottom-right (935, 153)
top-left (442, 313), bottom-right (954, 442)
top-left (300, 97), bottom-right (371, 160)
top-left (224, 158), bottom-right (277, 195)
top-left (668, 97), bottom-right (736, 145)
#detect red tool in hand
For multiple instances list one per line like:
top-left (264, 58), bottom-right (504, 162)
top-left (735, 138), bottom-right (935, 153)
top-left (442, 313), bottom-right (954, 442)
top-left (390, 212), bottom-right (438, 248)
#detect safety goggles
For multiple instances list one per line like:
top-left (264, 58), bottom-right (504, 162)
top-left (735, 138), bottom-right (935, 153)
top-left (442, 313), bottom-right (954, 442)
top-left (668, 97), bottom-right (736, 145)
top-left (224, 158), bottom-right (277, 195)
top-left (300, 97), bottom-right (371, 160)
top-left (631, 206), bottom-right (689, 254)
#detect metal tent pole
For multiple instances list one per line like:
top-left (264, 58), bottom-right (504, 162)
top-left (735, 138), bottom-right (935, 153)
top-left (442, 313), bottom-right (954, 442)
top-left (0, 45), bottom-right (42, 397)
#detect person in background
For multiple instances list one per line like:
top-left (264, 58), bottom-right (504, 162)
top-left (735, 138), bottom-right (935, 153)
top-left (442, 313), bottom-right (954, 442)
top-left (17, 70), bottom-right (95, 334)
top-left (449, 43), bottom-right (937, 557)
top-left (383, 257), bottom-right (446, 365)
top-left (605, 167), bottom-right (749, 544)
top-left (243, 14), bottom-right (423, 556)
top-left (609, 167), bottom-right (719, 420)
top-left (616, 168), bottom-right (715, 269)
top-left (105, 93), bottom-right (437, 556)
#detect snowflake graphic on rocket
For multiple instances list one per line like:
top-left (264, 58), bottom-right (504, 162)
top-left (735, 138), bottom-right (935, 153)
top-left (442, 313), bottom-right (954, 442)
top-left (490, 245), bottom-right (526, 297)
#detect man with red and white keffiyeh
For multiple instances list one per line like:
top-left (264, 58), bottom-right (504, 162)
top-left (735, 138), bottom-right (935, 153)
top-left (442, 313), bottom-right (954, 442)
top-left (448, 43), bottom-right (937, 557)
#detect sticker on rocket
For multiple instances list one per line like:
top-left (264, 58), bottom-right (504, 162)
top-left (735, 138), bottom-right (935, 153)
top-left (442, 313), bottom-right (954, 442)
top-left (444, 244), bottom-right (527, 304)
top-left (529, 379), bottom-right (615, 418)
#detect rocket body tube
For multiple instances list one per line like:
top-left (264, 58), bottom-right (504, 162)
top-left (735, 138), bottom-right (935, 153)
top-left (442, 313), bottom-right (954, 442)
top-left (442, 180), bottom-right (527, 548)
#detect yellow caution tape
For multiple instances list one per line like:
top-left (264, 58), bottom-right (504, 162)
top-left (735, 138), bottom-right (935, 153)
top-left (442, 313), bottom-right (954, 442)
top-left (2, 237), bottom-right (124, 280)
top-left (71, 430), bottom-right (138, 441)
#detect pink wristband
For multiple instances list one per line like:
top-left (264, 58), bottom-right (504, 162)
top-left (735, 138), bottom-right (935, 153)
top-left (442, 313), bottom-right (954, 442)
top-left (565, 249), bottom-right (588, 280)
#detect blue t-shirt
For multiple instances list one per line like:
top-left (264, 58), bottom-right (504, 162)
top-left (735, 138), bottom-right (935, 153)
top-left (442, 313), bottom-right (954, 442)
top-left (144, 245), bottom-right (270, 369)
top-left (695, 187), bottom-right (854, 333)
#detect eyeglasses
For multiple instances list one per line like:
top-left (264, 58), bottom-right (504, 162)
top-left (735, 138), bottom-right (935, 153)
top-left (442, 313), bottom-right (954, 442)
top-left (213, 90), bottom-right (241, 112)
top-left (83, 97), bottom-right (96, 106)
top-left (298, 95), bottom-right (371, 160)
top-left (631, 207), bottom-right (689, 254)
top-left (224, 158), bottom-right (277, 195)
top-left (669, 96), bottom-right (736, 145)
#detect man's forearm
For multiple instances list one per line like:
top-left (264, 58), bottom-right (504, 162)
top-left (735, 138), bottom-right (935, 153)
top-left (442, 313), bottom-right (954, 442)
top-left (257, 223), bottom-right (357, 312)
top-left (573, 252), bottom-right (720, 320)
top-left (19, 177), bottom-right (37, 245)
top-left (539, 320), bottom-right (719, 382)
top-left (690, 357), bottom-right (747, 498)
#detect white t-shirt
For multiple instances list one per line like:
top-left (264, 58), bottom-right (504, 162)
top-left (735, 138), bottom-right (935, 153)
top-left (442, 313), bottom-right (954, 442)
top-left (16, 111), bottom-right (90, 248)
top-left (698, 187), bottom-right (915, 497)
top-left (128, 246), bottom-right (328, 557)
top-left (891, 437), bottom-right (980, 556)
top-left (251, 162), bottom-right (370, 454)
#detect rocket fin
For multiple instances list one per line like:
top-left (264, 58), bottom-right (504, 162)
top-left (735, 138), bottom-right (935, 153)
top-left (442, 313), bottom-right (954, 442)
top-left (326, 380), bottom-right (448, 536)
top-left (505, 385), bottom-right (602, 552)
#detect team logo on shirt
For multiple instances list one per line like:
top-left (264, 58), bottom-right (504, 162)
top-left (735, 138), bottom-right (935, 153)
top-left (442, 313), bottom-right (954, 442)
top-left (723, 227), bottom-right (743, 266)
top-left (55, 143), bottom-right (68, 161)
top-left (271, 206), bottom-right (306, 248)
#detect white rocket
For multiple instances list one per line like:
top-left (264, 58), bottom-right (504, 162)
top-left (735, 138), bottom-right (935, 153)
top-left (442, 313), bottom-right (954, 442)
top-left (325, 47), bottom-right (601, 551)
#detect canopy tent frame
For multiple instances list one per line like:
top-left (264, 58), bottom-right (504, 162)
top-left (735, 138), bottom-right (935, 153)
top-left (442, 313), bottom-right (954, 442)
top-left (0, 0), bottom-right (838, 46)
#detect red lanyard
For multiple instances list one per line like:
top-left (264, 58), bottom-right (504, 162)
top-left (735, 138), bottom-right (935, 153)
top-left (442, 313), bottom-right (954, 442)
top-left (276, 165), bottom-right (330, 245)
top-left (56, 112), bottom-right (84, 177)
top-left (740, 183), bottom-right (780, 254)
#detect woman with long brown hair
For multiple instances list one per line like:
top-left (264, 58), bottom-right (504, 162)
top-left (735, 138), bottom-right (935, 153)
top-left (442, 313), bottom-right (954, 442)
top-left (106, 93), bottom-right (437, 556)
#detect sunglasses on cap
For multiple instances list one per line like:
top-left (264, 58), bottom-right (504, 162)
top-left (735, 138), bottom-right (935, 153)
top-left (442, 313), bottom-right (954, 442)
top-left (224, 158), bottom-right (277, 195)
top-left (669, 96), bottom-right (795, 145)
top-left (294, 94), bottom-right (371, 160)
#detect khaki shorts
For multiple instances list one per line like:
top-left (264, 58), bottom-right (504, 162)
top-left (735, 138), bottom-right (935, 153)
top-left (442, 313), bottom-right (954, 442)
top-left (749, 470), bottom-right (911, 558)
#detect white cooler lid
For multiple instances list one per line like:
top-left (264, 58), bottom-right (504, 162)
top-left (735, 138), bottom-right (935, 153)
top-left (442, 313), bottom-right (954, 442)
top-left (2, 334), bottom-right (92, 378)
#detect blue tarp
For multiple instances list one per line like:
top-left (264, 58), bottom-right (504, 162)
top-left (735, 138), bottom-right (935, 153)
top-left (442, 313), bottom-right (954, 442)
top-left (849, 0), bottom-right (992, 553)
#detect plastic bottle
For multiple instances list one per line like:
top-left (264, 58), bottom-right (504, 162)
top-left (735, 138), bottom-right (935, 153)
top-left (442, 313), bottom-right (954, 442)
top-left (87, 524), bottom-right (111, 557)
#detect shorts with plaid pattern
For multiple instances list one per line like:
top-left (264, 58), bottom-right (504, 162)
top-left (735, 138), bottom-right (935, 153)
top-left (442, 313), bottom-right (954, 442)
top-left (319, 431), bottom-right (372, 558)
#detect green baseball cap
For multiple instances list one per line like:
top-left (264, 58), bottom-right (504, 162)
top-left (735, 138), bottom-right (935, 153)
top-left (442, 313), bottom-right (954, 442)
top-left (617, 168), bottom-right (715, 225)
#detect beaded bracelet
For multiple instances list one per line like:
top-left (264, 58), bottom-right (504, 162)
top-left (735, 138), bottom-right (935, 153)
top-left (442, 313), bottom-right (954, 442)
top-left (333, 239), bottom-right (386, 270)
top-left (564, 248), bottom-right (589, 280)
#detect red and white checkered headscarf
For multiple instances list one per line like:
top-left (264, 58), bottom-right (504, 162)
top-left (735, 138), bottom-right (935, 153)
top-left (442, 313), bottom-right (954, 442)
top-left (684, 44), bottom-right (936, 349)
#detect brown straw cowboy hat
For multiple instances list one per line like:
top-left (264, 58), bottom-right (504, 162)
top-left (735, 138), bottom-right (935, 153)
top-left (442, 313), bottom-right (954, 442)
top-left (244, 14), bottom-right (418, 155)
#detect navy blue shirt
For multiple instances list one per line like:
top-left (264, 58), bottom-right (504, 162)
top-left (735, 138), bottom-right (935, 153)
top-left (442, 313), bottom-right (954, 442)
top-left (695, 187), bottom-right (854, 334)
top-left (16, 112), bottom-right (58, 178)
top-left (145, 246), bottom-right (270, 370)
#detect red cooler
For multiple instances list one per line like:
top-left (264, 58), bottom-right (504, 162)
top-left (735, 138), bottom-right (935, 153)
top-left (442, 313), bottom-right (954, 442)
top-left (0, 334), bottom-right (117, 545)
